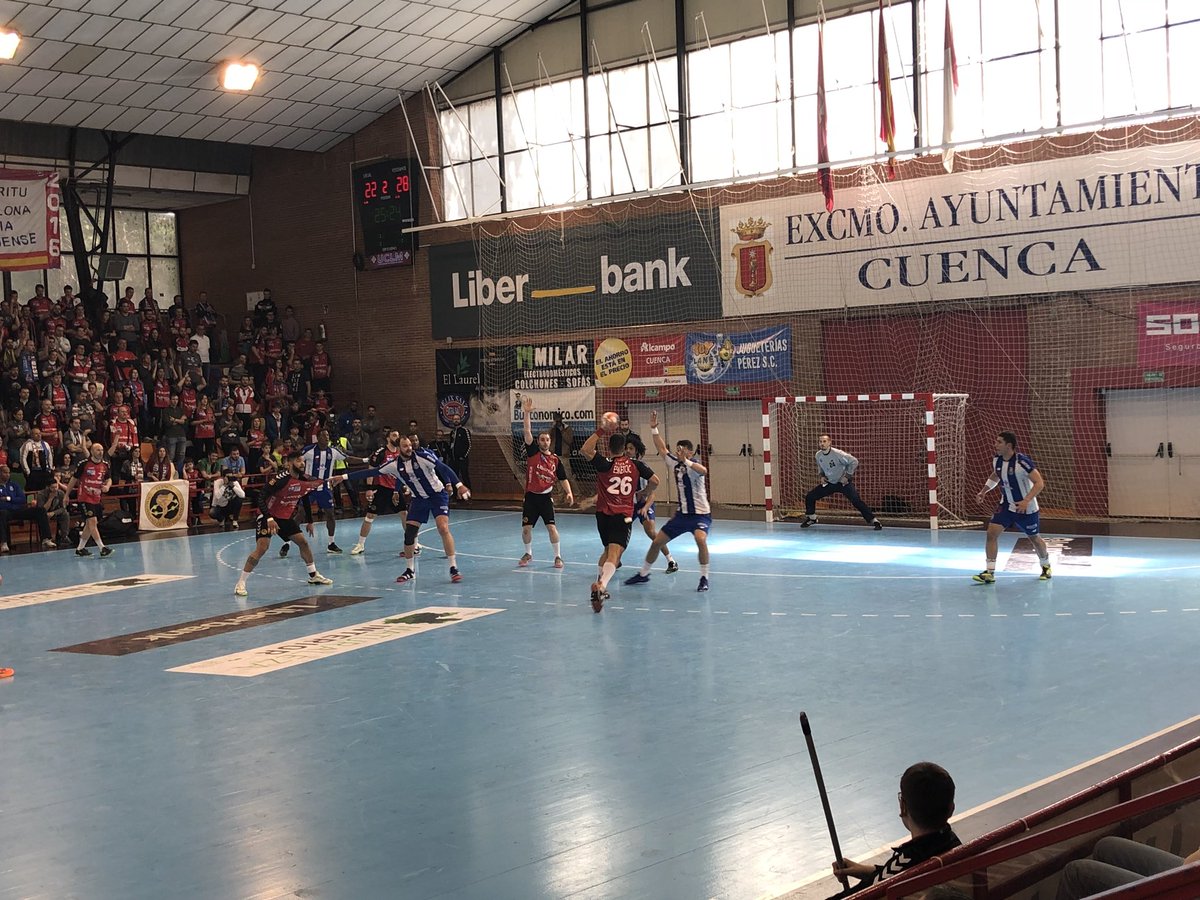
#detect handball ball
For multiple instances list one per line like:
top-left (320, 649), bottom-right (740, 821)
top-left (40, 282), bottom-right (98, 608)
top-left (601, 412), bottom-right (620, 432)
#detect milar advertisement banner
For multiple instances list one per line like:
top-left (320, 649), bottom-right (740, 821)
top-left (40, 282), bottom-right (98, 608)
top-left (512, 342), bottom-right (593, 391)
top-left (0, 169), bottom-right (61, 272)
top-left (685, 325), bottom-right (792, 384)
top-left (593, 334), bottom-right (687, 388)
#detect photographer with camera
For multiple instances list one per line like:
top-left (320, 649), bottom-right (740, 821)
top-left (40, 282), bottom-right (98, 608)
top-left (210, 467), bottom-right (245, 531)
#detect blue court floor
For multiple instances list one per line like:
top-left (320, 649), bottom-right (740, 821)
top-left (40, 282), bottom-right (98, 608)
top-left (2, 510), bottom-right (1198, 900)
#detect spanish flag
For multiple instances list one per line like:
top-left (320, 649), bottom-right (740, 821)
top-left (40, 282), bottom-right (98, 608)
top-left (877, 0), bottom-right (897, 179)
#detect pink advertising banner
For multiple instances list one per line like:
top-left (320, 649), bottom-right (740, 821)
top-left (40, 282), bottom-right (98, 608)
top-left (1138, 302), bottom-right (1200, 367)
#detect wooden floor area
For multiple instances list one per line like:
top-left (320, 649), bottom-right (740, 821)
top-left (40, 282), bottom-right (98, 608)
top-left (2, 509), bottom-right (1198, 899)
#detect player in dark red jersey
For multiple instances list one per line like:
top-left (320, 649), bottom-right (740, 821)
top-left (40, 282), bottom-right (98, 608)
top-left (66, 442), bottom-right (114, 557)
top-left (580, 428), bottom-right (658, 612)
top-left (234, 449), bottom-right (339, 597)
top-left (349, 429), bottom-right (409, 556)
top-left (519, 399), bottom-right (574, 569)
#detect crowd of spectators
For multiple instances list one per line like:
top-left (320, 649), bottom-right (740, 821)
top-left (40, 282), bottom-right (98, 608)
top-left (0, 282), bottom-right (368, 547)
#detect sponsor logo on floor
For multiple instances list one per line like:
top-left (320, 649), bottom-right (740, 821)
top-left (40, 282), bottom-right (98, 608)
top-left (52, 595), bottom-right (379, 656)
top-left (0, 575), bottom-right (196, 610)
top-left (1004, 536), bottom-right (1093, 572)
top-left (167, 606), bottom-right (504, 677)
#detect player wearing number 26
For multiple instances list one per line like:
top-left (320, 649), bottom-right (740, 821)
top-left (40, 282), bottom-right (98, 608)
top-left (581, 429), bottom-right (659, 612)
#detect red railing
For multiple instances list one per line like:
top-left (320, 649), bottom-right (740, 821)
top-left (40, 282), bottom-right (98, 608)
top-left (840, 733), bottom-right (1200, 900)
top-left (883, 775), bottom-right (1200, 898)
top-left (1088, 862), bottom-right (1200, 899)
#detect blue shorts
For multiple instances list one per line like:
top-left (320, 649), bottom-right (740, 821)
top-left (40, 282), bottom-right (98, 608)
top-left (308, 487), bottom-right (334, 511)
top-left (990, 506), bottom-right (1041, 535)
top-left (635, 502), bottom-right (656, 524)
top-left (407, 492), bottom-right (450, 525)
top-left (661, 513), bottom-right (712, 540)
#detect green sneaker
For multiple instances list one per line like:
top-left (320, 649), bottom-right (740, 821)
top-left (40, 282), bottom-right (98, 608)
top-left (972, 570), bottom-right (996, 584)
top-left (1039, 564), bottom-right (1052, 581)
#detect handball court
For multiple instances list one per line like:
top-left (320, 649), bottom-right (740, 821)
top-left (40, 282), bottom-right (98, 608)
top-left (1, 509), bottom-right (1198, 900)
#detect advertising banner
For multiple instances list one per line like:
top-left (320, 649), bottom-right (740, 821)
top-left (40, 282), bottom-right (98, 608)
top-left (428, 209), bottom-right (722, 339)
top-left (511, 341), bottom-right (593, 391)
top-left (509, 387), bottom-right (596, 439)
top-left (436, 348), bottom-right (481, 392)
top-left (685, 325), bottom-right (792, 385)
top-left (436, 348), bottom-right (481, 428)
top-left (1138, 302), bottom-right (1200, 367)
top-left (469, 390), bottom-right (515, 436)
top-left (139, 479), bottom-right (190, 532)
top-left (593, 334), bottom-right (687, 388)
top-left (468, 385), bottom-right (594, 436)
top-left (437, 392), bottom-right (472, 428)
top-left (0, 169), bottom-right (61, 272)
top-left (720, 141), bottom-right (1200, 314)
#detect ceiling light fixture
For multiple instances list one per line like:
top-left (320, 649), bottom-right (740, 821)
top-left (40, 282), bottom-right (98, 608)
top-left (0, 30), bottom-right (20, 60)
top-left (221, 61), bottom-right (259, 91)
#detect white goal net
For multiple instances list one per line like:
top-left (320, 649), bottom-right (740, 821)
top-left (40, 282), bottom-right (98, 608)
top-left (763, 392), bottom-right (973, 529)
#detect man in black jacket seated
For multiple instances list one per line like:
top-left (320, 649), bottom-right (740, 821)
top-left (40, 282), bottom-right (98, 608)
top-left (830, 762), bottom-right (961, 897)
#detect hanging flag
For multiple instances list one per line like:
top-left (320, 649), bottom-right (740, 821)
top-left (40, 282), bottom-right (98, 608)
top-left (817, 21), bottom-right (834, 212)
top-left (942, 1), bottom-right (960, 173)
top-left (877, 0), bottom-right (897, 179)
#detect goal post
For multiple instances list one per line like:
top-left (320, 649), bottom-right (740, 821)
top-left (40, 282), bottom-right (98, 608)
top-left (762, 392), bottom-right (973, 530)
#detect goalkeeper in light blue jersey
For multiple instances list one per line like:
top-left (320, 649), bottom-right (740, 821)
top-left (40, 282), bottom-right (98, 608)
top-left (800, 433), bottom-right (883, 530)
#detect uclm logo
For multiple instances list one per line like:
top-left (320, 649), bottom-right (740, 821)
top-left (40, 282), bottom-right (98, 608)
top-left (1144, 313), bottom-right (1199, 335)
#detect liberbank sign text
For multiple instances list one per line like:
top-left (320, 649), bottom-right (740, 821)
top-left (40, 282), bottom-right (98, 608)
top-left (430, 210), bottom-right (721, 339)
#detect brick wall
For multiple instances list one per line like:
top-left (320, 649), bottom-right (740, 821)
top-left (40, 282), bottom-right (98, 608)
top-left (179, 96), bottom-right (441, 439)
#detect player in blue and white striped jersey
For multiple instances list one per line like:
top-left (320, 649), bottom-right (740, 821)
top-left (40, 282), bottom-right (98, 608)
top-left (345, 435), bottom-right (471, 583)
top-left (299, 429), bottom-right (368, 554)
top-left (624, 410), bottom-right (713, 592)
top-left (625, 434), bottom-right (678, 576)
top-left (972, 431), bottom-right (1051, 584)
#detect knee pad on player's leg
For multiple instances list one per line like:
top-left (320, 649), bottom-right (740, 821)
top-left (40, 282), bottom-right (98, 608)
top-left (404, 522), bottom-right (420, 546)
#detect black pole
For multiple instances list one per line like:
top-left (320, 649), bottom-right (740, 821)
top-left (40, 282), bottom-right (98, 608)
top-left (63, 128), bottom-right (92, 295)
top-left (493, 49), bottom-right (507, 213)
top-left (675, 0), bottom-right (690, 184)
top-left (580, 0), bottom-right (592, 200)
top-left (800, 712), bottom-right (850, 892)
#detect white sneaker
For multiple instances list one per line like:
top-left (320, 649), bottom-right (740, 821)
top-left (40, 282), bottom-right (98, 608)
top-left (308, 573), bottom-right (333, 586)
top-left (351, 543), bottom-right (365, 555)
top-left (234, 583), bottom-right (248, 597)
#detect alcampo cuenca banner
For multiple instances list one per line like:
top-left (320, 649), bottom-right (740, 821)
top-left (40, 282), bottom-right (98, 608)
top-left (721, 141), bottom-right (1200, 314)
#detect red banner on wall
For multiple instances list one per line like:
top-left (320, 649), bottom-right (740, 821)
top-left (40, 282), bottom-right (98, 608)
top-left (1138, 302), bottom-right (1200, 367)
top-left (593, 334), bottom-right (687, 388)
